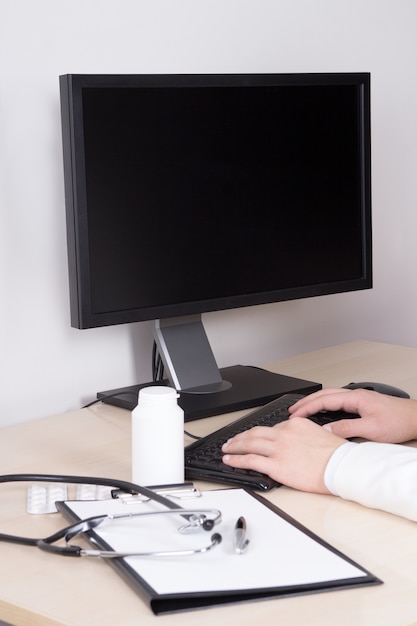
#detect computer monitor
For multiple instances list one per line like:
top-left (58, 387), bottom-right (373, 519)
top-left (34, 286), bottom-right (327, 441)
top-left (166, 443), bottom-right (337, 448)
top-left (59, 72), bottom-right (372, 420)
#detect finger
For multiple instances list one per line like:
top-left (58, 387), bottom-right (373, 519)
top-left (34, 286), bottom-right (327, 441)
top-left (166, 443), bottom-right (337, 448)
top-left (290, 388), bottom-right (346, 407)
top-left (289, 390), bottom-right (358, 417)
top-left (289, 388), bottom-right (350, 413)
top-left (222, 451), bottom-right (277, 477)
top-left (222, 425), bottom-right (277, 446)
top-left (325, 417), bottom-right (369, 440)
top-left (222, 427), bottom-right (277, 455)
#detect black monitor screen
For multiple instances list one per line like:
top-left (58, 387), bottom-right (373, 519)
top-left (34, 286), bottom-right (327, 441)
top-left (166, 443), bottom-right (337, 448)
top-left (60, 73), bottom-right (371, 330)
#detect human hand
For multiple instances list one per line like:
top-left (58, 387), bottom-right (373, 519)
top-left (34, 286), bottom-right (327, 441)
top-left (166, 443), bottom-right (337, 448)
top-left (222, 418), bottom-right (346, 493)
top-left (289, 388), bottom-right (417, 443)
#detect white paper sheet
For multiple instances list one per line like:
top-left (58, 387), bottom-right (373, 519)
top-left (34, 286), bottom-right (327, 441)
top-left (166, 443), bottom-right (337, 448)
top-left (64, 488), bottom-right (367, 595)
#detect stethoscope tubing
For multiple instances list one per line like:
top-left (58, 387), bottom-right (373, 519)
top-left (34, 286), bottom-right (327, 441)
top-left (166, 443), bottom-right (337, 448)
top-left (0, 472), bottom-right (184, 548)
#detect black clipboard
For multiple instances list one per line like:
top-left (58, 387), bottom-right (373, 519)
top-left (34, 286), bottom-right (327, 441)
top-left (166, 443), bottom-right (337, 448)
top-left (57, 488), bottom-right (381, 615)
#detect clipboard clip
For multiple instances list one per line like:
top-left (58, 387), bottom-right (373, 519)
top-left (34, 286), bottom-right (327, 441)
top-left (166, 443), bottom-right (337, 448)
top-left (112, 482), bottom-right (201, 504)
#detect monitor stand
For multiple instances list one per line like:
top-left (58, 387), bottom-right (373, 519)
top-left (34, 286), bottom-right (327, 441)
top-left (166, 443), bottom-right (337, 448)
top-left (98, 364), bottom-right (322, 422)
top-left (97, 314), bottom-right (321, 421)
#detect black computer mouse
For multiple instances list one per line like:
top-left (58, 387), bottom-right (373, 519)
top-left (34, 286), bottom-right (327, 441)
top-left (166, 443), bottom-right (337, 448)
top-left (343, 381), bottom-right (410, 399)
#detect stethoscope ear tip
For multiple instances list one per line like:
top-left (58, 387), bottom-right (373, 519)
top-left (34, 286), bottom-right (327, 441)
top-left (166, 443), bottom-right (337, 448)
top-left (202, 519), bottom-right (215, 531)
top-left (212, 533), bottom-right (222, 545)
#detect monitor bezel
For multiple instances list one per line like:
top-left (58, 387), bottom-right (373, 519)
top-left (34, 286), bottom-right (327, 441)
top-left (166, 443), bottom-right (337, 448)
top-left (60, 72), bottom-right (372, 330)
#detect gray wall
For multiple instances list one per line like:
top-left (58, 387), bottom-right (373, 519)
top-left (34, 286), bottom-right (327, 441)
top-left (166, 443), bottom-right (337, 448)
top-left (1, 0), bottom-right (416, 426)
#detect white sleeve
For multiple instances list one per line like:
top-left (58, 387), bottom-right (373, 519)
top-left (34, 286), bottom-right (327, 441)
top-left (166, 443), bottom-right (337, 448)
top-left (324, 441), bottom-right (417, 521)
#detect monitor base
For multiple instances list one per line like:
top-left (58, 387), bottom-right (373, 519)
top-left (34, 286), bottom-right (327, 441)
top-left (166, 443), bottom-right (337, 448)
top-left (97, 365), bottom-right (322, 422)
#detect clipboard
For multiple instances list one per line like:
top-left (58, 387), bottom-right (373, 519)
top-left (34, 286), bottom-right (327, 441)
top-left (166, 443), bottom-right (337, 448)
top-left (57, 488), bottom-right (381, 614)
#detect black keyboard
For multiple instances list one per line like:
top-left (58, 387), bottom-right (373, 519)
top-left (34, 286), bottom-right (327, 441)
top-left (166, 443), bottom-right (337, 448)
top-left (185, 393), bottom-right (359, 491)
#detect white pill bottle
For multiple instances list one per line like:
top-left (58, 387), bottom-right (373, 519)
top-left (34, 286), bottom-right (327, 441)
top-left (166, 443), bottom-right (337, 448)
top-left (131, 386), bottom-right (184, 486)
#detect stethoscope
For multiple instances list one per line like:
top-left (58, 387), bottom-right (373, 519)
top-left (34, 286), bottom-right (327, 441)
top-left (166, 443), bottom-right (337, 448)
top-left (0, 473), bottom-right (222, 558)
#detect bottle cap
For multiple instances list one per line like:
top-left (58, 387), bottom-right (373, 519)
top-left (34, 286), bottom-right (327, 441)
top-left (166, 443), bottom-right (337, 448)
top-left (138, 386), bottom-right (179, 404)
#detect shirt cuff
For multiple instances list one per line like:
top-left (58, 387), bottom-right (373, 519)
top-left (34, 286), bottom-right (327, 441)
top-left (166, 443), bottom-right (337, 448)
top-left (324, 442), bottom-right (358, 495)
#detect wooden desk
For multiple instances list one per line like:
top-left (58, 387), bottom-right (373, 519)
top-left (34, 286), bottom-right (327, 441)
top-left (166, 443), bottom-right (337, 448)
top-left (1, 341), bottom-right (417, 626)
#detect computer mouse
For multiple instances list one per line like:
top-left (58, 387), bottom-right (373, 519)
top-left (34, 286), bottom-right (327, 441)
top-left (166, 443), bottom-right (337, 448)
top-left (342, 381), bottom-right (410, 399)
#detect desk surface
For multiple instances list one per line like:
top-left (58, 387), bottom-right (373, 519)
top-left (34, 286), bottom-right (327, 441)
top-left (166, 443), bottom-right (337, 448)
top-left (1, 340), bottom-right (417, 626)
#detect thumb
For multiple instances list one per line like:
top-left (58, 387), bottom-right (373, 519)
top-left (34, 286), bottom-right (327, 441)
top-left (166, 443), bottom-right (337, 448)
top-left (323, 419), bottom-right (362, 439)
